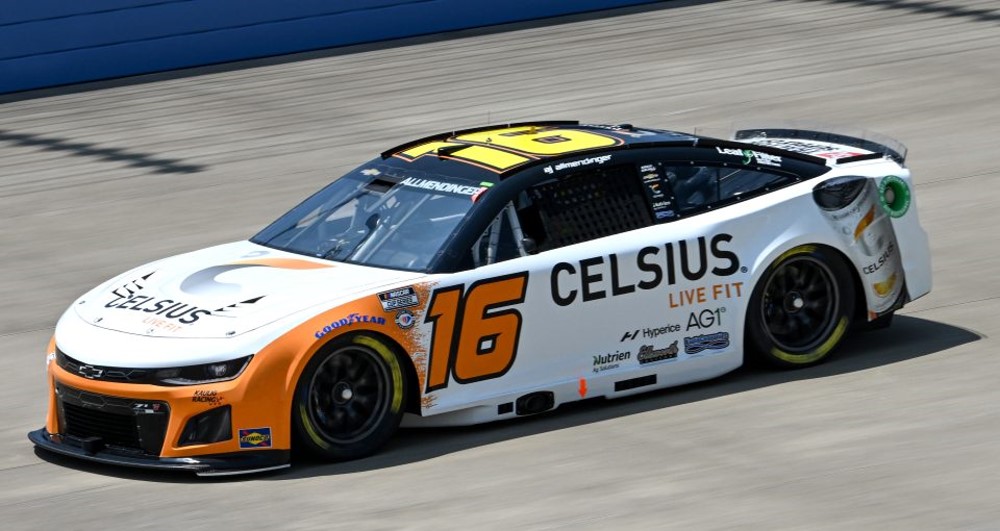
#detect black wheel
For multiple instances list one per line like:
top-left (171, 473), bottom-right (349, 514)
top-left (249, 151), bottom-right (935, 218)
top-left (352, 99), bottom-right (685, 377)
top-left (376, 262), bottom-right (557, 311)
top-left (292, 335), bottom-right (406, 461)
top-left (746, 245), bottom-right (855, 368)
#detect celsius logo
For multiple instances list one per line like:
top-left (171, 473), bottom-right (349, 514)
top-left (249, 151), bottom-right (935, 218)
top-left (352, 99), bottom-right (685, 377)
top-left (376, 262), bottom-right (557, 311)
top-left (105, 295), bottom-right (212, 325)
top-left (180, 258), bottom-right (331, 296)
top-left (550, 234), bottom-right (740, 306)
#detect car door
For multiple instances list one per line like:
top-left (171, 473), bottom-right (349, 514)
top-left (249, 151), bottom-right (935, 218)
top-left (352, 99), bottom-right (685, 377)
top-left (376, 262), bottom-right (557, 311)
top-left (412, 148), bottom-right (804, 415)
top-left (410, 159), bottom-right (662, 413)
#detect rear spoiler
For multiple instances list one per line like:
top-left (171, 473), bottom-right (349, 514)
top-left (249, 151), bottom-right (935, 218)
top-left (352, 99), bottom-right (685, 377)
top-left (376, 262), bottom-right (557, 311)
top-left (733, 128), bottom-right (907, 165)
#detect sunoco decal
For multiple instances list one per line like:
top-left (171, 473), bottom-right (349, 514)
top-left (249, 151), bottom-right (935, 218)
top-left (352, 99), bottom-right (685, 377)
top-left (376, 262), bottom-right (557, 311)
top-left (238, 427), bottom-right (272, 449)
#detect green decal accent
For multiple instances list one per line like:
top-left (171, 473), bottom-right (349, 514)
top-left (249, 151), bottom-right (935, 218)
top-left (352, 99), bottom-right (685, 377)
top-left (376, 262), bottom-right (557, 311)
top-left (879, 175), bottom-right (911, 218)
top-left (741, 150), bottom-right (754, 165)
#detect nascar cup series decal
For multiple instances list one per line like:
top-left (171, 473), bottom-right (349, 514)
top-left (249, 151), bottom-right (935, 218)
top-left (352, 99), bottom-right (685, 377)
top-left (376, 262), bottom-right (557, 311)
top-left (378, 287), bottom-right (419, 311)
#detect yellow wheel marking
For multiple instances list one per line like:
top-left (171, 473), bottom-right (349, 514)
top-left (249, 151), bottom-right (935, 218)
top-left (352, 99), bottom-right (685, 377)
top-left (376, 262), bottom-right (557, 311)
top-left (354, 336), bottom-right (404, 414)
top-left (775, 245), bottom-right (816, 265)
top-left (299, 403), bottom-right (331, 449)
top-left (771, 317), bottom-right (848, 365)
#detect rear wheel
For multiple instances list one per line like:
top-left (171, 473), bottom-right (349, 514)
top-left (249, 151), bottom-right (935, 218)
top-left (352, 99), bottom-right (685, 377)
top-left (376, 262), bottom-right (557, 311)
top-left (746, 245), bottom-right (854, 368)
top-left (292, 335), bottom-right (406, 461)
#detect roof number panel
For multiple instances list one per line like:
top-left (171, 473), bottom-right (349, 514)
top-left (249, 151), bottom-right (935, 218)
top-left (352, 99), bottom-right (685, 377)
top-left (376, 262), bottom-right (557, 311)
top-left (392, 126), bottom-right (623, 173)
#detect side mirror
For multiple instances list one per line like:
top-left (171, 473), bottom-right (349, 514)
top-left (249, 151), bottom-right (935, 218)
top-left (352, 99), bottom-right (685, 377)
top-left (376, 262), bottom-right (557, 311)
top-left (521, 237), bottom-right (538, 255)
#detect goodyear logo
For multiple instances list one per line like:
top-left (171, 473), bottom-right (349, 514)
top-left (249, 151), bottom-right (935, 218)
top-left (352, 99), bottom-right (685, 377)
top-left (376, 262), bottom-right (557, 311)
top-left (238, 427), bottom-right (272, 449)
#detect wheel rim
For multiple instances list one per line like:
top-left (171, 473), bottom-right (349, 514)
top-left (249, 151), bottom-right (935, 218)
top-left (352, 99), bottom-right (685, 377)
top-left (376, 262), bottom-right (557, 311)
top-left (307, 346), bottom-right (390, 445)
top-left (761, 256), bottom-right (840, 353)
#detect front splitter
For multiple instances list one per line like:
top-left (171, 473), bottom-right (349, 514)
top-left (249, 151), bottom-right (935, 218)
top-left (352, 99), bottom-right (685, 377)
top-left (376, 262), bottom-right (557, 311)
top-left (29, 428), bottom-right (290, 476)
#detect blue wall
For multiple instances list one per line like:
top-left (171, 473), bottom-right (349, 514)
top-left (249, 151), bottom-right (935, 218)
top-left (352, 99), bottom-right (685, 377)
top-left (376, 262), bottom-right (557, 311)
top-left (1, 0), bottom-right (664, 94)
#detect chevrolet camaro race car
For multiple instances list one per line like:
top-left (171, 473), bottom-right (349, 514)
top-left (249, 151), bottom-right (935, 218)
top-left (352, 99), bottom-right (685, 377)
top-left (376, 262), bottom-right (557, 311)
top-left (30, 121), bottom-right (931, 475)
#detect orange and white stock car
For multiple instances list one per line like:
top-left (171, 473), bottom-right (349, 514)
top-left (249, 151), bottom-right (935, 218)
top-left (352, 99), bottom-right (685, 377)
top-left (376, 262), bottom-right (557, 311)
top-left (31, 122), bottom-right (931, 475)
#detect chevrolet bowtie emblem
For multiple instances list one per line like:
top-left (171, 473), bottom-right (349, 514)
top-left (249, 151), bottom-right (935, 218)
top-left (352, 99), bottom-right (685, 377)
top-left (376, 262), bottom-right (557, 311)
top-left (78, 364), bottom-right (104, 379)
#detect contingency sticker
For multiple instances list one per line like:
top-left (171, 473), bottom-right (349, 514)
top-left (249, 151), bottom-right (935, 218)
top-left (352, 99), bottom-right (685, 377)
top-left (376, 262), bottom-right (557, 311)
top-left (238, 427), bottom-right (273, 449)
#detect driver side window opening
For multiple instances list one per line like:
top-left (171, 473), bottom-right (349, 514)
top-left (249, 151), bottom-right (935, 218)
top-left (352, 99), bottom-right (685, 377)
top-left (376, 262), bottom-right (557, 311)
top-left (469, 163), bottom-right (654, 267)
top-left (664, 164), bottom-right (792, 214)
top-left (472, 202), bottom-right (531, 267)
top-left (525, 163), bottom-right (652, 251)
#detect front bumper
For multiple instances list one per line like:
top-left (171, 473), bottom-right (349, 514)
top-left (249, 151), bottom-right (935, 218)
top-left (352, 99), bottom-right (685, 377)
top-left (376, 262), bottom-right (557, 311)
top-left (29, 428), bottom-right (290, 476)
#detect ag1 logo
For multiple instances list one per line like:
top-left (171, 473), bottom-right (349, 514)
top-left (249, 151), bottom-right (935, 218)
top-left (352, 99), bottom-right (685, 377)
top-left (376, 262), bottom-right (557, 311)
top-left (686, 308), bottom-right (725, 331)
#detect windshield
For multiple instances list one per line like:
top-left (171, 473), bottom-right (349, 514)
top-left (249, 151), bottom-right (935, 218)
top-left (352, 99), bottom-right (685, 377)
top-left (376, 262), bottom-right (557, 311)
top-left (251, 164), bottom-right (487, 271)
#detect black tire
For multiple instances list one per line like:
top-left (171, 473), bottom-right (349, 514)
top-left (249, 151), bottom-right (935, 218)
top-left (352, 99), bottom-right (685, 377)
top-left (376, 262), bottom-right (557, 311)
top-left (292, 334), bottom-right (407, 461)
top-left (746, 245), bottom-right (855, 368)
top-left (863, 311), bottom-right (894, 331)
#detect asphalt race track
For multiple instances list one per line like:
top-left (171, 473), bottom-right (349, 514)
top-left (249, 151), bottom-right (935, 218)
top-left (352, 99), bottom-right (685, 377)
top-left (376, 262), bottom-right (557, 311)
top-left (2, 0), bottom-right (999, 528)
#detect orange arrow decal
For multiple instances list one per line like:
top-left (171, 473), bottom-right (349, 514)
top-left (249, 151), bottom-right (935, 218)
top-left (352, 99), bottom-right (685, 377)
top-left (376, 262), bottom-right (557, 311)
top-left (578, 377), bottom-right (588, 398)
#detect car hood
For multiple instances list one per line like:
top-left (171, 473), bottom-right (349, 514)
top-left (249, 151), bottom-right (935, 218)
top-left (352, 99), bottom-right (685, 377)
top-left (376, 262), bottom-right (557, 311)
top-left (73, 241), bottom-right (426, 339)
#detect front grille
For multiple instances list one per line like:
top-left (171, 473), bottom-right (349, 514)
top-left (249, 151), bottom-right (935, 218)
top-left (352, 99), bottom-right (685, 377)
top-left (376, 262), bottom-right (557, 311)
top-left (63, 402), bottom-right (141, 448)
top-left (56, 348), bottom-right (153, 383)
top-left (56, 383), bottom-right (170, 455)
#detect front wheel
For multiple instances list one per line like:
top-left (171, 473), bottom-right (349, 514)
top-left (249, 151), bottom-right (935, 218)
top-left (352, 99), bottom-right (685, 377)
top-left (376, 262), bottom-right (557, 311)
top-left (292, 335), bottom-right (407, 461)
top-left (746, 245), bottom-right (855, 368)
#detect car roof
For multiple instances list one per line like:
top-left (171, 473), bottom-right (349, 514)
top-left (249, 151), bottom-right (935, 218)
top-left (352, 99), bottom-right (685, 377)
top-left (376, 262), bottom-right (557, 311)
top-left (379, 121), bottom-right (702, 182)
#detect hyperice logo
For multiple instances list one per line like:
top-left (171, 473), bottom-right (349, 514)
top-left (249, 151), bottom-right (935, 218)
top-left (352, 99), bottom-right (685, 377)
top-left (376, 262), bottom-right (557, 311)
top-left (238, 427), bottom-right (272, 449)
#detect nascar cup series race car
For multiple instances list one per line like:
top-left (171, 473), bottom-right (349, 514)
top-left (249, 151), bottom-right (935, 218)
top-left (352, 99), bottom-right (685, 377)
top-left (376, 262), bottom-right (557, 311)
top-left (30, 121), bottom-right (931, 475)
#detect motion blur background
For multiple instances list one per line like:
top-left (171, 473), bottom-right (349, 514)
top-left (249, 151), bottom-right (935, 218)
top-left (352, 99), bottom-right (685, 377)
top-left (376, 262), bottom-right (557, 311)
top-left (2, 0), bottom-right (999, 528)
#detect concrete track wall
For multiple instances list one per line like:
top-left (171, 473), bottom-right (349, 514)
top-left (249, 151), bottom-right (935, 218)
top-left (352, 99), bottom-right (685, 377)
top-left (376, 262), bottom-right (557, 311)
top-left (0, 0), bottom-right (663, 94)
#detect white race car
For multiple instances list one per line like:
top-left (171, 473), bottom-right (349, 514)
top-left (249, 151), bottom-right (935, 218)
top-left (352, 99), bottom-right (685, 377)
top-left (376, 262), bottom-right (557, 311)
top-left (31, 121), bottom-right (931, 475)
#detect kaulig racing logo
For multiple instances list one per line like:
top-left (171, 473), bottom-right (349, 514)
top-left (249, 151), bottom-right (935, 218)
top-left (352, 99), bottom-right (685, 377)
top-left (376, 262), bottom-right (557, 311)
top-left (550, 234), bottom-right (740, 306)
